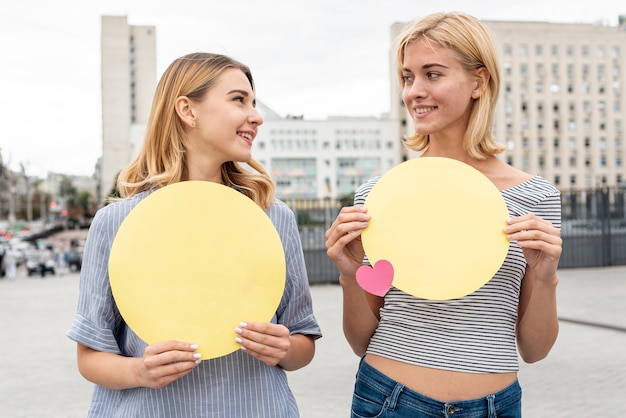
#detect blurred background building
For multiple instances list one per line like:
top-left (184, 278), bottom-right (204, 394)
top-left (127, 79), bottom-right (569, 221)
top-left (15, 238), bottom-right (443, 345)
top-left (99, 15), bottom-right (156, 204)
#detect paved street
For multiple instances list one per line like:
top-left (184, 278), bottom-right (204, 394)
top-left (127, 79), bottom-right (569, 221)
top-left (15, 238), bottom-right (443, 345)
top-left (1, 261), bottom-right (625, 417)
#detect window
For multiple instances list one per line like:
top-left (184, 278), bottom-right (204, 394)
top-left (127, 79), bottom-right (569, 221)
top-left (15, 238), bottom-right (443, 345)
top-left (519, 44), bottom-right (527, 56)
top-left (520, 64), bottom-right (527, 76)
top-left (503, 62), bottom-right (512, 76)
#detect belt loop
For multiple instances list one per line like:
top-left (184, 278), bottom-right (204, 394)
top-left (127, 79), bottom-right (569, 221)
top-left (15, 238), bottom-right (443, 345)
top-left (385, 383), bottom-right (404, 411)
top-left (486, 393), bottom-right (496, 418)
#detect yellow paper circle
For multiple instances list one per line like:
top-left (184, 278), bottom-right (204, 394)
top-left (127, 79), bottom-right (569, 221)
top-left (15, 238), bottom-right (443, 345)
top-left (362, 157), bottom-right (509, 300)
top-left (108, 181), bottom-right (286, 359)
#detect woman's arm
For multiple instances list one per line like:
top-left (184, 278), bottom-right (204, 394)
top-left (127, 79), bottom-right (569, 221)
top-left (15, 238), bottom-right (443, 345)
top-left (516, 270), bottom-right (559, 363)
top-left (76, 341), bottom-right (200, 390)
top-left (326, 205), bottom-right (381, 355)
top-left (506, 213), bottom-right (562, 363)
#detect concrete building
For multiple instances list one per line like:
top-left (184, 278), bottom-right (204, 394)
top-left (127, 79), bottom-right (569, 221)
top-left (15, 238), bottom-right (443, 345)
top-left (99, 16), bottom-right (156, 204)
top-left (252, 103), bottom-right (402, 199)
top-left (390, 18), bottom-right (626, 190)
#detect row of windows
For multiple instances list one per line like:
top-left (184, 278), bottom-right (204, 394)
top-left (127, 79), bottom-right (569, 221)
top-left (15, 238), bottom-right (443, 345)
top-left (270, 129), bottom-right (318, 136)
top-left (503, 118), bottom-right (622, 132)
top-left (259, 139), bottom-right (395, 151)
top-left (553, 174), bottom-right (623, 187)
top-left (504, 62), bottom-right (621, 80)
top-left (507, 137), bottom-right (622, 151)
top-left (508, 155), bottom-right (623, 168)
top-left (503, 78), bottom-right (622, 96)
top-left (511, 100), bottom-right (621, 114)
top-left (268, 129), bottom-right (383, 136)
top-left (502, 43), bottom-right (621, 59)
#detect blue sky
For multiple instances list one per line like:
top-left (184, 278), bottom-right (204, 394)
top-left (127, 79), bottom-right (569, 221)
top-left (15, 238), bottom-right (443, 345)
top-left (1, 0), bottom-right (624, 177)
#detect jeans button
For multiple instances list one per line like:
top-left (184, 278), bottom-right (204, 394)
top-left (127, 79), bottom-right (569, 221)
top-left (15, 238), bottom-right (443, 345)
top-left (446, 404), bottom-right (456, 415)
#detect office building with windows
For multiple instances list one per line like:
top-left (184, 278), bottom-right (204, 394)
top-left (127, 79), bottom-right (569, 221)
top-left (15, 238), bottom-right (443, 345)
top-left (252, 103), bottom-right (402, 199)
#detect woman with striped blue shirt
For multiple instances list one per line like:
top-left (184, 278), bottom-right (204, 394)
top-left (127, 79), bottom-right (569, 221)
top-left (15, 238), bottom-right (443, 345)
top-left (67, 53), bottom-right (321, 417)
top-left (325, 12), bottom-right (562, 417)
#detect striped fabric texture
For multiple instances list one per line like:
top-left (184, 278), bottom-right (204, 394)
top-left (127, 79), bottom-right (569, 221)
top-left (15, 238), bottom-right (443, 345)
top-left (67, 190), bottom-right (322, 417)
top-left (356, 175), bottom-right (561, 373)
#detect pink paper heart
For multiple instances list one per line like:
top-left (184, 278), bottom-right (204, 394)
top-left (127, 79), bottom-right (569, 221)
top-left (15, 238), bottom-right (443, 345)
top-left (356, 259), bottom-right (394, 296)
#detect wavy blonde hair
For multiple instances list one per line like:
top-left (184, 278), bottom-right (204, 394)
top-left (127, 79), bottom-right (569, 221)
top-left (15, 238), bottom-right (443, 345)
top-left (395, 12), bottom-right (505, 159)
top-left (116, 52), bottom-right (275, 209)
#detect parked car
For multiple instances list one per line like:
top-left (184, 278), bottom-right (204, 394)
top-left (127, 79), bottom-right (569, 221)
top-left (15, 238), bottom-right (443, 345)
top-left (67, 249), bottom-right (83, 271)
top-left (25, 250), bottom-right (56, 277)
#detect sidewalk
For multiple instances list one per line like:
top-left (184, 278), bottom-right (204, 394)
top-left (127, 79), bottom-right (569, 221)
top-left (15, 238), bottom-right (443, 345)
top-left (1, 265), bottom-right (624, 417)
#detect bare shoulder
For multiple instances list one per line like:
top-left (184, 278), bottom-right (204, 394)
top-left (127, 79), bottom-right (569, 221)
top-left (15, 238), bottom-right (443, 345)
top-left (482, 158), bottom-right (533, 191)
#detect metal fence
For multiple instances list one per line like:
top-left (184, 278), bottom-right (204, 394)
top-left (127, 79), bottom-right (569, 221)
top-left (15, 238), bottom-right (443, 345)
top-left (284, 186), bottom-right (626, 284)
top-left (560, 187), bottom-right (626, 268)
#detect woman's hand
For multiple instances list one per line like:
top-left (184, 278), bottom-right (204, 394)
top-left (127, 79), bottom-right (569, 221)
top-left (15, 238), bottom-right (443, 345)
top-left (76, 341), bottom-right (200, 390)
top-left (505, 214), bottom-right (562, 282)
top-left (234, 322), bottom-right (291, 366)
top-left (325, 206), bottom-right (370, 278)
top-left (138, 341), bottom-right (201, 389)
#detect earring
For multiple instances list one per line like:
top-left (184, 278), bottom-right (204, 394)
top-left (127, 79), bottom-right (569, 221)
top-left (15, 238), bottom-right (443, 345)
top-left (191, 122), bottom-right (196, 128)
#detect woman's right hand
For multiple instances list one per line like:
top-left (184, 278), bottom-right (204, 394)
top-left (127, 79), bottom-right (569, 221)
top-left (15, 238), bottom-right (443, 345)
top-left (325, 205), bottom-right (370, 278)
top-left (138, 341), bottom-right (201, 389)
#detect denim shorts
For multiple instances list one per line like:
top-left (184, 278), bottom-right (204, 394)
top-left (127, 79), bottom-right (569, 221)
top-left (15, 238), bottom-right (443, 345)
top-left (351, 357), bottom-right (522, 418)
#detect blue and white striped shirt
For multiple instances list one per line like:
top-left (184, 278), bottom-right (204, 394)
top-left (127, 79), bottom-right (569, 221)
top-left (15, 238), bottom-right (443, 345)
top-left (67, 190), bottom-right (322, 417)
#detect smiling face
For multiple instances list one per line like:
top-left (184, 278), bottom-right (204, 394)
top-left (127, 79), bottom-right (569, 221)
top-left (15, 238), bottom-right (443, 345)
top-left (183, 67), bottom-right (263, 178)
top-left (401, 39), bottom-right (484, 146)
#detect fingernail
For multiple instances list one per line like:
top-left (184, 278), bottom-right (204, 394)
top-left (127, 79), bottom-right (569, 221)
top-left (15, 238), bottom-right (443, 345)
top-left (234, 327), bottom-right (243, 334)
top-left (190, 344), bottom-right (199, 350)
top-left (235, 337), bottom-right (243, 344)
top-left (195, 360), bottom-right (201, 365)
top-left (193, 353), bottom-right (202, 359)
top-left (239, 322), bottom-right (248, 328)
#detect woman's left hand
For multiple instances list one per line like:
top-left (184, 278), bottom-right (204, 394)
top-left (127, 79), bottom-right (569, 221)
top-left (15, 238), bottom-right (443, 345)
top-left (505, 214), bottom-right (562, 282)
top-left (234, 322), bottom-right (291, 366)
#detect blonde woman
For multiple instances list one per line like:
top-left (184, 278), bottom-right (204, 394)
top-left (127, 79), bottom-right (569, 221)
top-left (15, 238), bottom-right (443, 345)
top-left (68, 53), bottom-right (321, 417)
top-left (326, 12), bottom-right (562, 417)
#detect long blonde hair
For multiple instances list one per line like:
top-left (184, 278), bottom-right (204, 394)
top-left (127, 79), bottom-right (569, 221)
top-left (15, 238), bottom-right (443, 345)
top-left (116, 52), bottom-right (275, 209)
top-left (395, 12), bottom-right (505, 159)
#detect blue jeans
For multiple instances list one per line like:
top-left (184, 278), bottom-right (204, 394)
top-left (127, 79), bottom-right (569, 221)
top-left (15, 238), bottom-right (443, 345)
top-left (351, 358), bottom-right (522, 418)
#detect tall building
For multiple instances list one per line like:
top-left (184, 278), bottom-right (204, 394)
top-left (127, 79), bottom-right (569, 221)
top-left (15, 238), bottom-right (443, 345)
top-left (100, 16), bottom-right (156, 204)
top-left (390, 18), bottom-right (626, 189)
